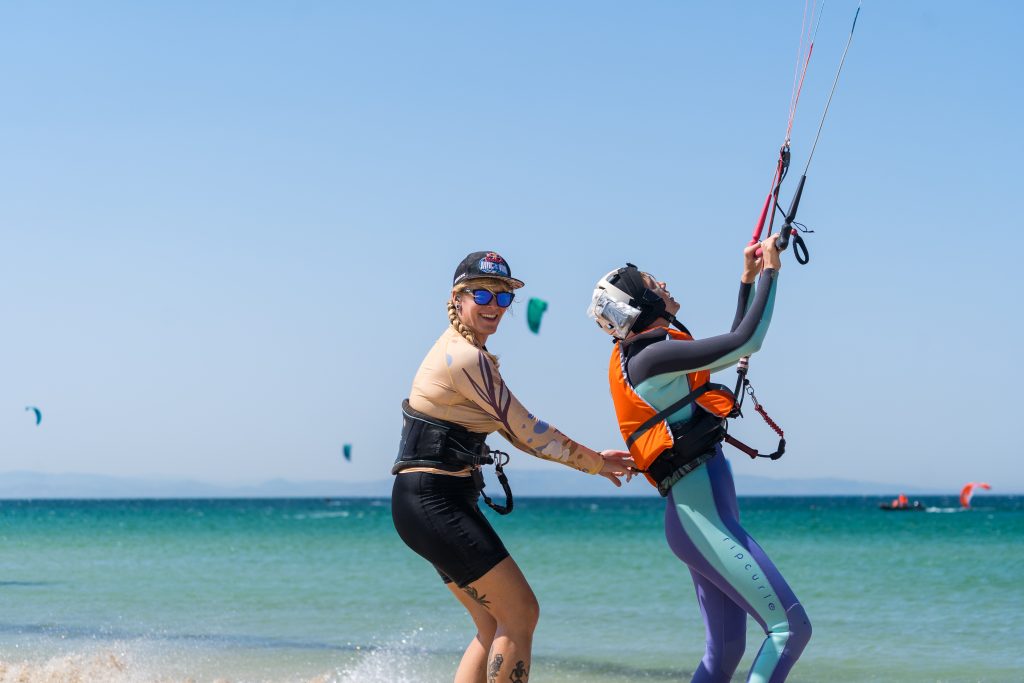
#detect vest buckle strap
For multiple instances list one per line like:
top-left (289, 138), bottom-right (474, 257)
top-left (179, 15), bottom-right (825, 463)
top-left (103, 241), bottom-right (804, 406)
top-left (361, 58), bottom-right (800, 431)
top-left (646, 412), bottom-right (728, 495)
top-left (654, 448), bottom-right (718, 497)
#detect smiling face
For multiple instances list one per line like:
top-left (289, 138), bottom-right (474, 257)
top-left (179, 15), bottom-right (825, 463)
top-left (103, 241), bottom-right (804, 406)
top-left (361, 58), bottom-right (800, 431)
top-left (453, 277), bottom-right (514, 343)
top-left (642, 272), bottom-right (681, 319)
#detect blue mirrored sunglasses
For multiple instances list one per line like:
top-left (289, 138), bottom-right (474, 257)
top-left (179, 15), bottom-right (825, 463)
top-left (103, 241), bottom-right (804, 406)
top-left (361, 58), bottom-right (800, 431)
top-left (465, 288), bottom-right (515, 308)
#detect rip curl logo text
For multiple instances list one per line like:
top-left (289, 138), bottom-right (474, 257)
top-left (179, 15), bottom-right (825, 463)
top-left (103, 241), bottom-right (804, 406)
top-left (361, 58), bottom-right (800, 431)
top-left (721, 535), bottom-right (776, 611)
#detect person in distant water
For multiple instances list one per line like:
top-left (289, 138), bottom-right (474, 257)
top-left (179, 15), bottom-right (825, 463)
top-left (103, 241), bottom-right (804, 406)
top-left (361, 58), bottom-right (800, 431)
top-left (392, 251), bottom-right (633, 683)
top-left (587, 235), bottom-right (811, 683)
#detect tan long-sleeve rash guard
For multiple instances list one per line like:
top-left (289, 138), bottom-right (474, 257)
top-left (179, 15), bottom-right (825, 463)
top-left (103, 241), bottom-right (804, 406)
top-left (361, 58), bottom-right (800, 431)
top-left (408, 327), bottom-right (603, 475)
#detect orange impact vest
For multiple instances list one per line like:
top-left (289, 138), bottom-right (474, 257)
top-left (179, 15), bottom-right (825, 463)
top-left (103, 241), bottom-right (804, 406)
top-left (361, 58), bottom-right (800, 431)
top-left (608, 327), bottom-right (736, 488)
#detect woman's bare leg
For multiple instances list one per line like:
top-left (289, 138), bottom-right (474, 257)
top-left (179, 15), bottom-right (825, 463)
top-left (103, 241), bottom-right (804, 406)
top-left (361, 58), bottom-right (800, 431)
top-left (448, 580), bottom-right (498, 683)
top-left (453, 556), bottom-right (538, 683)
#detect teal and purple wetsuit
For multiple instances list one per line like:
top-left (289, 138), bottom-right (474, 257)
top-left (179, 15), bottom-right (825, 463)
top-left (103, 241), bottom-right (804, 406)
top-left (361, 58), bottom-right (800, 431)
top-left (619, 269), bottom-right (810, 683)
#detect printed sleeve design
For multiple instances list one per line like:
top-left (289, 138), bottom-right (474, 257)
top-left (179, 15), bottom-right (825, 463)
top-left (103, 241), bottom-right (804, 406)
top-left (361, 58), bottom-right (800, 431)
top-left (461, 354), bottom-right (515, 433)
top-left (450, 348), bottom-right (603, 474)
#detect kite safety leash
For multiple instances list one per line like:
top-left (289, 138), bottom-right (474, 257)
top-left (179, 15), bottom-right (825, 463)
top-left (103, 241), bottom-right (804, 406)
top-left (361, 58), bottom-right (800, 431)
top-left (476, 449), bottom-right (514, 515)
top-left (747, 382), bottom-right (785, 441)
top-left (726, 364), bottom-right (786, 461)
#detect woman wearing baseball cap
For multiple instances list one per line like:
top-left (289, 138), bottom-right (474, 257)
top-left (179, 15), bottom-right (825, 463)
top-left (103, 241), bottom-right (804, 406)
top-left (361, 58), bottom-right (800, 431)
top-left (392, 250), bottom-right (632, 683)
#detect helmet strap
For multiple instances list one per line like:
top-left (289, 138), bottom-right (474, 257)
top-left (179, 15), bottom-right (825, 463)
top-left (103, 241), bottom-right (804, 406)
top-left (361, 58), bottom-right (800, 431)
top-left (629, 285), bottom-right (671, 334)
top-left (667, 314), bottom-right (692, 337)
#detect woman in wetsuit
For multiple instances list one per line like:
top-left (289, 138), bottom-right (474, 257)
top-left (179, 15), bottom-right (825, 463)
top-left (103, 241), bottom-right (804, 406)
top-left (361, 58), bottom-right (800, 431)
top-left (587, 236), bottom-right (811, 683)
top-left (392, 250), bottom-right (632, 683)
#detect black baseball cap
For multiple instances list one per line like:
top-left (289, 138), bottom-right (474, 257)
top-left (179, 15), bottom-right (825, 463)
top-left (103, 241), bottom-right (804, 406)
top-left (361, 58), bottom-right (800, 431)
top-left (453, 251), bottom-right (525, 289)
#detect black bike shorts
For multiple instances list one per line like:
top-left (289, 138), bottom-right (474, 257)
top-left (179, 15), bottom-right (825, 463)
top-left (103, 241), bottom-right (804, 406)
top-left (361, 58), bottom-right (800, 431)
top-left (391, 471), bottom-right (509, 588)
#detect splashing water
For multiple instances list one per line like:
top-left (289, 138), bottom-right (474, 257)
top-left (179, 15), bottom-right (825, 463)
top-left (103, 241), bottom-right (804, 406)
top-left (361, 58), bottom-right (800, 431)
top-left (0, 630), bottom-right (454, 683)
top-left (0, 649), bottom-right (152, 683)
top-left (332, 647), bottom-right (429, 683)
top-left (330, 628), bottom-right (454, 683)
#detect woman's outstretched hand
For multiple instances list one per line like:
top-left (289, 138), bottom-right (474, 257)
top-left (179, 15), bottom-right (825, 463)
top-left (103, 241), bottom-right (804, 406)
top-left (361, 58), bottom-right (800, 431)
top-left (742, 242), bottom-right (762, 284)
top-left (598, 450), bottom-right (635, 487)
top-left (742, 232), bottom-right (783, 283)
top-left (760, 232), bottom-right (782, 272)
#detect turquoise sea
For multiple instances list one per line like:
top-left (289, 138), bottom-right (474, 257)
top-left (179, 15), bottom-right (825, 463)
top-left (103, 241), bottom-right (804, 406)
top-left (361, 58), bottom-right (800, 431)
top-left (1, 495), bottom-right (1021, 682)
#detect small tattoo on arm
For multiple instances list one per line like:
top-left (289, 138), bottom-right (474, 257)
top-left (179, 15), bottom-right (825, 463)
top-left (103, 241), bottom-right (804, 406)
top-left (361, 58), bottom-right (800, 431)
top-left (509, 659), bottom-right (529, 682)
top-left (487, 653), bottom-right (504, 683)
top-left (463, 586), bottom-right (491, 609)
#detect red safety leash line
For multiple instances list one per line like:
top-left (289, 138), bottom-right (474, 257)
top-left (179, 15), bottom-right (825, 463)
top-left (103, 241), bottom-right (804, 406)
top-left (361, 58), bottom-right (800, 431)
top-left (786, 1), bottom-right (825, 144)
top-left (787, 0), bottom-right (812, 129)
top-left (786, 43), bottom-right (815, 143)
top-left (754, 402), bottom-right (785, 439)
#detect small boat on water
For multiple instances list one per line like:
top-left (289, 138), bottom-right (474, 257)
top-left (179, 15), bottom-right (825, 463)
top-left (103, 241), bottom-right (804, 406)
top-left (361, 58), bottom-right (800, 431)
top-left (879, 501), bottom-right (924, 511)
top-left (879, 493), bottom-right (923, 511)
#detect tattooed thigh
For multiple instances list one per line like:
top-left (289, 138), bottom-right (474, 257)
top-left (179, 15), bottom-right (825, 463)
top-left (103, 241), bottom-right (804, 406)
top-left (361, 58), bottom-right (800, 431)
top-left (462, 585), bottom-right (492, 609)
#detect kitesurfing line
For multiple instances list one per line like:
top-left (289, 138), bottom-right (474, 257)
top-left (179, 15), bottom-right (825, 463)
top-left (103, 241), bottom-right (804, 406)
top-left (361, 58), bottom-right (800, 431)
top-left (776, 2), bottom-right (861, 258)
top-left (749, 0), bottom-right (826, 253)
top-left (786, 0), bottom-right (827, 146)
top-left (732, 1), bottom-right (861, 453)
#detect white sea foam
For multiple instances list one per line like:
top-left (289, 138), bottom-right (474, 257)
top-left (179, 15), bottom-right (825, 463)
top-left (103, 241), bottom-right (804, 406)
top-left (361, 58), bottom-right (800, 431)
top-left (0, 649), bottom-right (380, 683)
top-left (289, 511), bottom-right (352, 520)
top-left (331, 647), bottom-right (424, 683)
top-left (328, 627), bottom-right (451, 683)
top-left (0, 630), bottom-right (450, 683)
top-left (0, 648), bottom-right (162, 683)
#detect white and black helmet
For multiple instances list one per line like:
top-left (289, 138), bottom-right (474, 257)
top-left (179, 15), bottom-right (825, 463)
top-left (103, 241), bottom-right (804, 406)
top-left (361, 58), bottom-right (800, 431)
top-left (586, 263), bottom-right (668, 339)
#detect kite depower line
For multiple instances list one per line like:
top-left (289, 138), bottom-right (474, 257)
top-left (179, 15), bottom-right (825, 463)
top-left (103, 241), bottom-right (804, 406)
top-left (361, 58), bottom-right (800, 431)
top-left (732, 1), bottom-right (862, 459)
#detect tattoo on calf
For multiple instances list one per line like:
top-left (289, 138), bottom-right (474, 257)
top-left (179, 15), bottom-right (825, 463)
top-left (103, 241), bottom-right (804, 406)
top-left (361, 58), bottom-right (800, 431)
top-left (487, 653), bottom-right (503, 683)
top-left (509, 659), bottom-right (529, 682)
top-left (463, 586), bottom-right (491, 609)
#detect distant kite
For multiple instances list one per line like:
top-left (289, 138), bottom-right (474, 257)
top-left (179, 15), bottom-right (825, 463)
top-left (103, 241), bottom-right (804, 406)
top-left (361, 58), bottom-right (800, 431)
top-left (25, 406), bottom-right (42, 426)
top-left (343, 444), bottom-right (352, 461)
top-left (527, 298), bottom-right (548, 334)
top-left (960, 482), bottom-right (991, 509)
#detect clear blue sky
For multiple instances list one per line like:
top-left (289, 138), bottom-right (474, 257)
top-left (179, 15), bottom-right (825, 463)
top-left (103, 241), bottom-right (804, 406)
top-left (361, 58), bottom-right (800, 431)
top-left (2, 2), bottom-right (1022, 492)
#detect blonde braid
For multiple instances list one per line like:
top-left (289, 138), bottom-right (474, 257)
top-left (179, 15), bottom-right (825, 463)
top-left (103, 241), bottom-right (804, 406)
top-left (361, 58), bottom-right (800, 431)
top-left (447, 296), bottom-right (500, 367)
top-left (447, 299), bottom-right (478, 346)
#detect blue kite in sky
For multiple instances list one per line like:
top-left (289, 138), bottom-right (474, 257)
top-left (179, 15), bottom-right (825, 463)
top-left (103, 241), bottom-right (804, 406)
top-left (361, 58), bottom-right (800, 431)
top-left (527, 298), bottom-right (548, 334)
top-left (25, 406), bottom-right (42, 426)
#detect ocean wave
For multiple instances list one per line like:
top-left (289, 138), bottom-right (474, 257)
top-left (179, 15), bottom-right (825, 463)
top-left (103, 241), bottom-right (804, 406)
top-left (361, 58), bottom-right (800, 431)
top-left (287, 511), bottom-right (353, 520)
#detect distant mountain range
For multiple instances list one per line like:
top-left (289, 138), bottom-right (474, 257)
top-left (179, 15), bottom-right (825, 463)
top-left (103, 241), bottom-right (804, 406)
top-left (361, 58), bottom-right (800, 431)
top-left (0, 469), bottom-right (952, 499)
